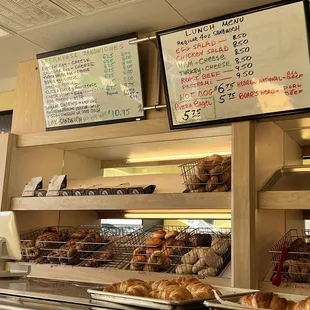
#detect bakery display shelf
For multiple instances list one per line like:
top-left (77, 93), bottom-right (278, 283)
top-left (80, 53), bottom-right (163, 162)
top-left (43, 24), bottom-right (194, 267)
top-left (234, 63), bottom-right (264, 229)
top-left (11, 192), bottom-right (231, 211)
top-left (269, 229), bottom-right (310, 285)
top-left (259, 191), bottom-right (310, 210)
top-left (20, 225), bottom-right (141, 265)
top-left (77, 225), bottom-right (231, 279)
top-left (16, 118), bottom-right (231, 149)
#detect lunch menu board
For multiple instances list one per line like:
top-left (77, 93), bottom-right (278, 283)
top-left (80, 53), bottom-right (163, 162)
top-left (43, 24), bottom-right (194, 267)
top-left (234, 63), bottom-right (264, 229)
top-left (37, 33), bottom-right (144, 130)
top-left (157, 0), bottom-right (310, 129)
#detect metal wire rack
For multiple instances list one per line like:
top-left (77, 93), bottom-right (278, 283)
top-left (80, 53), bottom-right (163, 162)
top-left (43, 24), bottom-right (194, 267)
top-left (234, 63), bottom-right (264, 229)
top-left (180, 155), bottom-right (231, 193)
top-left (78, 225), bottom-right (189, 270)
top-left (173, 227), bottom-right (231, 277)
top-left (269, 229), bottom-right (310, 284)
top-left (20, 225), bottom-right (141, 265)
top-left (78, 225), bottom-right (231, 277)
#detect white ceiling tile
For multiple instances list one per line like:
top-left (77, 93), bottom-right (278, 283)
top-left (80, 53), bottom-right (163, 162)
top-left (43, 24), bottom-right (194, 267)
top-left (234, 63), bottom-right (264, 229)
top-left (20, 0), bottom-right (186, 50)
top-left (0, 35), bottom-right (45, 80)
top-left (167, 0), bottom-right (279, 23)
top-left (0, 0), bottom-right (73, 32)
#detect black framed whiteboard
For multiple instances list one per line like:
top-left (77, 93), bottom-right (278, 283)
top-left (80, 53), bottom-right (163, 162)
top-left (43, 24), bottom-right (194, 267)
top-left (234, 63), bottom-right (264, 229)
top-left (37, 33), bottom-right (145, 131)
top-left (157, 0), bottom-right (310, 129)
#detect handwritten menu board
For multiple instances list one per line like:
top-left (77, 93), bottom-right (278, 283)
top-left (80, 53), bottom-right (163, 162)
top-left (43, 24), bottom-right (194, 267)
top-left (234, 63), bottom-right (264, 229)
top-left (157, 0), bottom-right (310, 129)
top-left (37, 33), bottom-right (144, 130)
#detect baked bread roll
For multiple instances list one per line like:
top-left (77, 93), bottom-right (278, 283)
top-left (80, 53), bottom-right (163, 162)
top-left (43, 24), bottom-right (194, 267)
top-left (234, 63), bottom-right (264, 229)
top-left (130, 255), bottom-right (147, 271)
top-left (146, 247), bottom-right (161, 256)
top-left (151, 285), bottom-right (193, 301)
top-left (186, 283), bottom-right (218, 299)
top-left (171, 276), bottom-right (200, 287)
top-left (145, 238), bottom-right (163, 247)
top-left (181, 250), bottom-right (198, 265)
top-left (144, 251), bottom-right (168, 272)
top-left (125, 284), bottom-right (150, 297)
top-left (133, 247), bottom-right (146, 256)
top-left (198, 267), bottom-right (217, 278)
top-left (211, 237), bottom-right (229, 255)
top-left (187, 175), bottom-right (201, 191)
top-left (71, 231), bottom-right (87, 239)
top-left (196, 248), bottom-right (223, 269)
top-left (176, 264), bottom-right (193, 275)
top-left (239, 292), bottom-right (300, 309)
top-left (151, 280), bottom-right (174, 291)
top-left (103, 282), bottom-right (121, 293)
top-left (165, 230), bottom-right (179, 240)
top-left (195, 160), bottom-right (208, 183)
top-left (152, 230), bottom-right (166, 239)
top-left (161, 238), bottom-right (175, 255)
top-left (295, 297), bottom-right (310, 310)
top-left (119, 279), bottom-right (147, 293)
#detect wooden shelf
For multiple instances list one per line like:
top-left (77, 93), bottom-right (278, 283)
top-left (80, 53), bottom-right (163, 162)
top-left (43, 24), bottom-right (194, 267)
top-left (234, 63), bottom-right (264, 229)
top-left (17, 118), bottom-right (231, 150)
top-left (11, 193), bottom-right (231, 211)
top-left (259, 281), bottom-right (310, 296)
top-left (259, 191), bottom-right (310, 210)
top-left (8, 262), bottom-right (231, 287)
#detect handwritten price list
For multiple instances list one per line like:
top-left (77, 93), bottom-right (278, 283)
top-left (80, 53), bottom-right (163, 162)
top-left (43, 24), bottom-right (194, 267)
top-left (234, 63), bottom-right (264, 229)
top-left (159, 1), bottom-right (310, 127)
top-left (38, 37), bottom-right (144, 129)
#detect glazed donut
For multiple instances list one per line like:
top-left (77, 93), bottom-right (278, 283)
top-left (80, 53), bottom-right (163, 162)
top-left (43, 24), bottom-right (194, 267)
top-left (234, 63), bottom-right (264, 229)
top-left (165, 230), bottom-right (179, 240)
top-left (152, 230), bottom-right (166, 239)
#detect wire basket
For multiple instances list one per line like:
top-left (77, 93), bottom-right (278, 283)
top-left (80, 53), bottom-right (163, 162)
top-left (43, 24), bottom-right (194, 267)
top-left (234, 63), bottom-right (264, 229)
top-left (20, 226), bottom-right (73, 264)
top-left (180, 154), bottom-right (231, 193)
top-left (173, 227), bottom-right (231, 278)
top-left (79, 225), bottom-right (231, 277)
top-left (21, 225), bottom-right (141, 265)
top-left (269, 229), bottom-right (310, 284)
top-left (79, 225), bottom-right (189, 271)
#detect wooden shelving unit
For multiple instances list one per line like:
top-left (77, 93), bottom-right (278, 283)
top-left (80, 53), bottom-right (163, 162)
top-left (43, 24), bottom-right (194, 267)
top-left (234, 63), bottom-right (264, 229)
top-left (259, 191), bottom-right (310, 210)
top-left (7, 262), bottom-right (231, 287)
top-left (11, 193), bottom-right (231, 211)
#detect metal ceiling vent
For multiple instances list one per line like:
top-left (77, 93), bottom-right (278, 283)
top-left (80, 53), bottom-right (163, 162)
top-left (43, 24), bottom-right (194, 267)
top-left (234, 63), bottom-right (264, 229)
top-left (0, 0), bottom-right (136, 33)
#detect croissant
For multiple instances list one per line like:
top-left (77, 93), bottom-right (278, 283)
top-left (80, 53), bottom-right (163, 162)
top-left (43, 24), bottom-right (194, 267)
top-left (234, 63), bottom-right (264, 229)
top-left (151, 285), bottom-right (193, 301)
top-left (151, 279), bottom-right (174, 291)
top-left (119, 279), bottom-right (147, 293)
top-left (186, 283), bottom-right (219, 299)
top-left (171, 276), bottom-right (200, 287)
top-left (294, 298), bottom-right (310, 310)
top-left (239, 292), bottom-right (307, 310)
top-left (125, 284), bottom-right (150, 297)
top-left (103, 282), bottom-right (121, 293)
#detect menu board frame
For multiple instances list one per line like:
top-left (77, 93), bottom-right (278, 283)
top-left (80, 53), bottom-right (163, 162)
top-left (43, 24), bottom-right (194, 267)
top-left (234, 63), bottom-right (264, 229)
top-left (157, 0), bottom-right (310, 130)
top-left (37, 32), bottom-right (145, 131)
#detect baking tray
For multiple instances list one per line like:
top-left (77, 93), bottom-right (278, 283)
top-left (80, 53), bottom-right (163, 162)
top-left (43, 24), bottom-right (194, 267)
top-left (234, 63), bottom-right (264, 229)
top-left (261, 165), bottom-right (310, 191)
top-left (203, 291), bottom-right (309, 310)
top-left (89, 287), bottom-right (256, 310)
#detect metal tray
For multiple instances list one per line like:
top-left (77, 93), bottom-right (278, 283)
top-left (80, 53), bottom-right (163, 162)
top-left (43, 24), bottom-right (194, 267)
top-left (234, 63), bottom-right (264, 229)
top-left (261, 165), bottom-right (310, 191)
top-left (203, 291), bottom-right (309, 310)
top-left (89, 287), bottom-right (256, 310)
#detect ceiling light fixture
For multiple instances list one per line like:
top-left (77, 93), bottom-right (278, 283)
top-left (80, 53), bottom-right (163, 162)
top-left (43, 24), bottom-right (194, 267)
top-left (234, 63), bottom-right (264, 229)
top-left (125, 152), bottom-right (231, 163)
top-left (124, 213), bottom-right (231, 219)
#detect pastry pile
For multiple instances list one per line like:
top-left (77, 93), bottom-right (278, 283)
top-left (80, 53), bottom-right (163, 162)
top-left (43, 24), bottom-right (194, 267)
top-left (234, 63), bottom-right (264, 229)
top-left (103, 276), bottom-right (220, 301)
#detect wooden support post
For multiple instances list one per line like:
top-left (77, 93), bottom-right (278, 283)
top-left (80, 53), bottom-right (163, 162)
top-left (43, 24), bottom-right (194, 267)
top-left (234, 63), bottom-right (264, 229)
top-left (0, 133), bottom-right (14, 211)
top-left (231, 121), bottom-right (256, 288)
